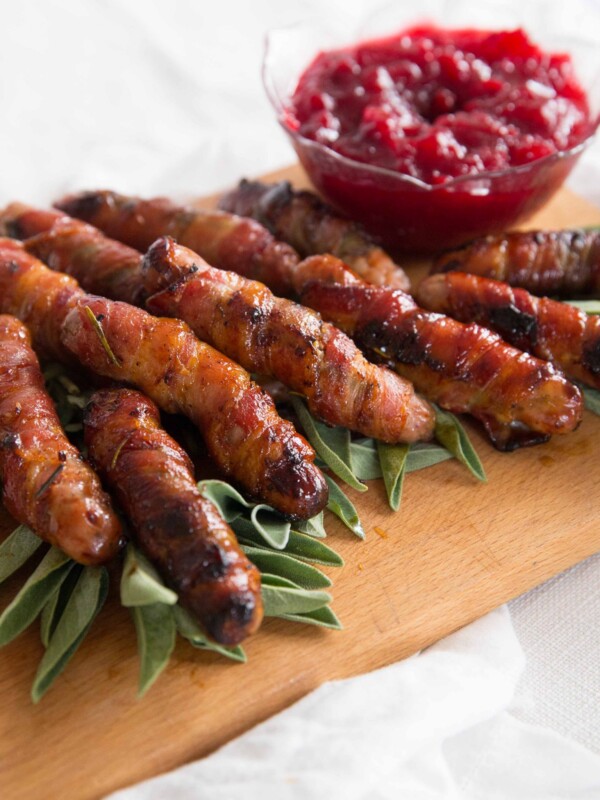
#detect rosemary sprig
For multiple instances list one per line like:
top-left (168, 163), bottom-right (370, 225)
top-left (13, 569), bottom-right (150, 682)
top-left (83, 305), bottom-right (122, 367)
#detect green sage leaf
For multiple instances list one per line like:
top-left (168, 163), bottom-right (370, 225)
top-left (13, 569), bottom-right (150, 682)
top-left (40, 564), bottom-right (83, 647)
top-left (120, 545), bottom-right (178, 607)
top-left (173, 606), bottom-right (246, 662)
top-left (31, 566), bottom-right (108, 702)
top-left (280, 605), bottom-right (343, 630)
top-left (325, 475), bottom-right (365, 539)
top-left (294, 511), bottom-right (327, 538)
top-left (250, 506), bottom-right (291, 549)
top-left (434, 407), bottom-right (486, 482)
top-left (240, 527), bottom-right (343, 567)
top-left (242, 545), bottom-right (332, 589)
top-left (290, 396), bottom-right (366, 492)
top-left (198, 479), bottom-right (252, 522)
top-left (349, 439), bottom-right (382, 480)
top-left (262, 583), bottom-right (332, 617)
top-left (565, 300), bottom-right (600, 314)
top-left (406, 442), bottom-right (453, 473)
top-left (377, 442), bottom-right (409, 511)
top-left (582, 384), bottom-right (600, 416)
top-left (0, 525), bottom-right (43, 584)
top-left (0, 548), bottom-right (75, 646)
top-left (132, 602), bottom-right (176, 697)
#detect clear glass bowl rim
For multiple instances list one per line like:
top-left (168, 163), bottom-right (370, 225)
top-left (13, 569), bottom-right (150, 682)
top-left (262, 10), bottom-right (600, 194)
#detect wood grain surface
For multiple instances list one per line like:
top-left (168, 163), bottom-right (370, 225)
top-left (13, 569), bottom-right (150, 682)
top-left (1, 165), bottom-right (600, 800)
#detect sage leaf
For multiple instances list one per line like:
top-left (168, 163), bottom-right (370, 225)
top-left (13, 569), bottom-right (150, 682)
top-left (173, 606), bottom-right (246, 662)
top-left (259, 573), bottom-right (299, 588)
top-left (0, 548), bottom-right (75, 646)
top-left (0, 525), bottom-right (43, 584)
top-left (290, 396), bottom-right (366, 492)
top-left (31, 566), bottom-right (108, 702)
top-left (120, 545), bottom-right (177, 607)
top-left (240, 528), bottom-right (343, 567)
top-left (565, 299), bottom-right (600, 315)
top-left (406, 442), bottom-right (453, 473)
top-left (434, 407), bottom-right (486, 482)
top-left (242, 546), bottom-right (332, 589)
top-left (582, 385), bottom-right (600, 416)
top-left (40, 564), bottom-right (83, 647)
top-left (250, 505), bottom-right (291, 549)
top-left (132, 602), bottom-right (176, 697)
top-left (280, 606), bottom-right (343, 630)
top-left (262, 584), bottom-right (332, 617)
top-left (294, 511), bottom-right (326, 538)
top-left (198, 479), bottom-right (252, 522)
top-left (377, 442), bottom-right (409, 511)
top-left (325, 475), bottom-right (365, 539)
top-left (350, 440), bottom-right (382, 480)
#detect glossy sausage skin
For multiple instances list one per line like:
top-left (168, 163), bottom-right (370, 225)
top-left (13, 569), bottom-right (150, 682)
top-left (143, 237), bottom-right (434, 443)
top-left (0, 315), bottom-right (122, 564)
top-left (297, 255), bottom-right (583, 450)
top-left (61, 296), bottom-right (328, 519)
top-left (85, 389), bottom-right (263, 644)
top-left (417, 272), bottom-right (600, 390)
top-left (433, 229), bottom-right (600, 298)
top-left (219, 179), bottom-right (411, 291)
top-left (0, 238), bottom-right (84, 361)
top-left (55, 190), bottom-right (300, 298)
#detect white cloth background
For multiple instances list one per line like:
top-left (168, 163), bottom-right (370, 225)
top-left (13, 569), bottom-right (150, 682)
top-left (2, 1), bottom-right (600, 796)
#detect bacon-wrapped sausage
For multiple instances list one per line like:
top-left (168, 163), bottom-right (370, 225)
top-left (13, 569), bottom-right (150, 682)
top-left (0, 314), bottom-right (122, 564)
top-left (0, 238), bottom-right (84, 361)
top-left (4, 203), bottom-right (434, 443)
top-left (55, 190), bottom-right (299, 298)
top-left (143, 237), bottom-right (434, 443)
top-left (433, 229), bottom-right (600, 298)
top-left (417, 272), bottom-right (600, 390)
top-left (0, 244), bottom-right (328, 519)
top-left (85, 388), bottom-right (262, 644)
top-left (296, 255), bottom-right (583, 450)
top-left (219, 179), bottom-right (411, 291)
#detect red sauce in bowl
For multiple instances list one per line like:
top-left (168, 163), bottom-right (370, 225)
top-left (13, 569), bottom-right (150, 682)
top-left (278, 26), bottom-right (596, 251)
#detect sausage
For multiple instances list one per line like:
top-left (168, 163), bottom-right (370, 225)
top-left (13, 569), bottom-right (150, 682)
top-left (143, 237), bottom-right (434, 443)
top-left (296, 255), bottom-right (583, 450)
top-left (0, 314), bottom-right (122, 564)
top-left (84, 388), bottom-right (263, 644)
top-left (0, 243), bottom-right (328, 518)
top-left (0, 203), bottom-right (146, 306)
top-left (55, 190), bottom-right (300, 298)
top-left (4, 204), bottom-right (434, 443)
top-left (219, 179), bottom-right (411, 291)
top-left (0, 238), bottom-right (84, 361)
top-left (432, 228), bottom-right (600, 298)
top-left (417, 272), bottom-right (600, 390)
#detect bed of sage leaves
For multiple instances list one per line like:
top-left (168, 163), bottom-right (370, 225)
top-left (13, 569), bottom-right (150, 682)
top-left (0, 364), bottom-right (489, 701)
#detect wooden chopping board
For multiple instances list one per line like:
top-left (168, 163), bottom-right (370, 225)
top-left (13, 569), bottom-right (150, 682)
top-left (2, 164), bottom-right (600, 800)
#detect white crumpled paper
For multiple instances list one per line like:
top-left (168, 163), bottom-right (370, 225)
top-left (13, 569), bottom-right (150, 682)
top-left (2, 1), bottom-right (600, 797)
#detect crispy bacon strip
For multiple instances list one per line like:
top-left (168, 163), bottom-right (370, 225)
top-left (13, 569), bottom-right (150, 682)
top-left (0, 314), bottom-right (122, 564)
top-left (85, 388), bottom-right (263, 644)
top-left (296, 255), bottom-right (583, 450)
top-left (143, 237), bottom-right (434, 443)
top-left (219, 179), bottom-right (411, 291)
top-left (433, 229), bottom-right (600, 298)
top-left (417, 272), bottom-right (600, 390)
top-left (55, 190), bottom-right (299, 298)
top-left (0, 238), bottom-right (84, 361)
top-left (3, 203), bottom-right (434, 443)
top-left (1, 203), bottom-right (145, 306)
top-left (0, 242), bottom-right (327, 518)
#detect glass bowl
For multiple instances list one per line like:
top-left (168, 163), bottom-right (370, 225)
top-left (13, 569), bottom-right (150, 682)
top-left (263, 0), bottom-right (600, 254)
